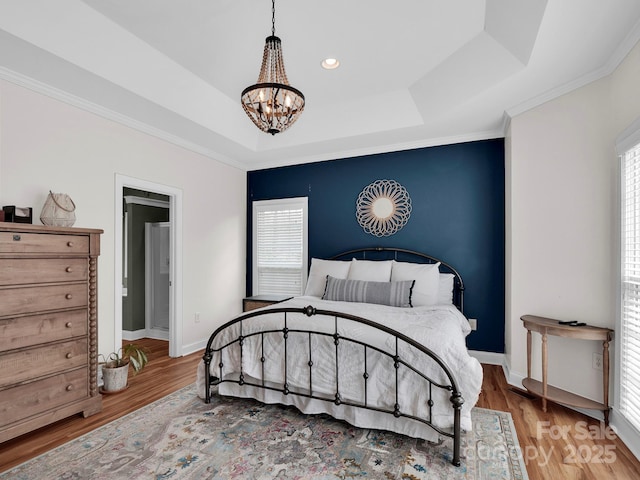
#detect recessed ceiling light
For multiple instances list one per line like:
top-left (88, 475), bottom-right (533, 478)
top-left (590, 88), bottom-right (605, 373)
top-left (321, 58), bottom-right (340, 70)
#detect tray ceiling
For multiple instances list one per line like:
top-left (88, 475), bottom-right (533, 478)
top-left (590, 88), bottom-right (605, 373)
top-left (0, 1), bottom-right (639, 170)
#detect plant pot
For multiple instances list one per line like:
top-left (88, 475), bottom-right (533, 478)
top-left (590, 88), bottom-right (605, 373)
top-left (101, 362), bottom-right (129, 393)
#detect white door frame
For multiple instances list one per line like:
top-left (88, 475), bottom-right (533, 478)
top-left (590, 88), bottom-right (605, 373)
top-left (114, 174), bottom-right (183, 357)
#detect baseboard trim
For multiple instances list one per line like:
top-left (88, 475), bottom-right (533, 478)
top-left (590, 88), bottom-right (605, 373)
top-left (610, 409), bottom-right (640, 461)
top-left (469, 350), bottom-right (504, 365)
top-left (501, 356), bottom-right (524, 387)
top-left (122, 328), bottom-right (169, 342)
top-left (182, 339), bottom-right (207, 357)
top-left (146, 328), bottom-right (169, 341)
top-left (122, 329), bottom-right (147, 341)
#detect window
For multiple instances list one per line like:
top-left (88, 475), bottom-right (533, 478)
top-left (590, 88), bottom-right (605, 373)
top-left (252, 197), bottom-right (308, 296)
top-left (620, 140), bottom-right (640, 432)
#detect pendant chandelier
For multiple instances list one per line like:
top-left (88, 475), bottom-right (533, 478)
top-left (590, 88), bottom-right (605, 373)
top-left (241, 0), bottom-right (305, 135)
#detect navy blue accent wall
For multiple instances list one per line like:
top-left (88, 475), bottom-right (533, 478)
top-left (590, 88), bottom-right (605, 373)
top-left (247, 139), bottom-right (505, 353)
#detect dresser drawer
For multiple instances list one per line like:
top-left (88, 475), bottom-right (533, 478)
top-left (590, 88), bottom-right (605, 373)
top-left (0, 339), bottom-right (87, 388)
top-left (0, 310), bottom-right (87, 351)
top-left (0, 283), bottom-right (88, 317)
top-left (0, 232), bottom-right (89, 255)
top-left (0, 369), bottom-right (88, 427)
top-left (0, 258), bottom-right (88, 286)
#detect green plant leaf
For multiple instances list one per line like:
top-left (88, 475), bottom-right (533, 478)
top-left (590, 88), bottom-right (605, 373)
top-left (130, 356), bottom-right (140, 372)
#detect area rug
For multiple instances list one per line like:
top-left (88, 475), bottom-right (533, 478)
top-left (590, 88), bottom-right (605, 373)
top-left (2, 384), bottom-right (528, 480)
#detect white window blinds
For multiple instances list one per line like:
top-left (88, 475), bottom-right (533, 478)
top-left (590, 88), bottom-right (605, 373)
top-left (621, 141), bottom-right (640, 431)
top-left (253, 198), bottom-right (308, 296)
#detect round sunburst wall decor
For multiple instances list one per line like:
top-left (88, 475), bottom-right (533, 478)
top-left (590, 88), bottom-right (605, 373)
top-left (356, 179), bottom-right (412, 237)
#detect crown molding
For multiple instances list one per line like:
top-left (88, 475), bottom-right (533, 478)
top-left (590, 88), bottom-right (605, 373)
top-left (615, 115), bottom-right (640, 154)
top-left (506, 17), bottom-right (640, 121)
top-left (500, 111), bottom-right (512, 136)
top-left (248, 129), bottom-right (506, 171)
top-left (505, 66), bottom-right (610, 119)
top-left (0, 66), bottom-right (245, 171)
top-left (604, 15), bottom-right (640, 73)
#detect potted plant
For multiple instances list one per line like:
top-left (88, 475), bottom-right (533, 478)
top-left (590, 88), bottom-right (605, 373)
top-left (99, 343), bottom-right (149, 393)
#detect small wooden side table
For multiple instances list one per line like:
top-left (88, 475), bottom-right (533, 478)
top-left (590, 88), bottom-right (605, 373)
top-left (243, 294), bottom-right (293, 312)
top-left (521, 314), bottom-right (613, 424)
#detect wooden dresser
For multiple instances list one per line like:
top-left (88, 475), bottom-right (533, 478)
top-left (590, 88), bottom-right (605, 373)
top-left (0, 224), bottom-right (103, 442)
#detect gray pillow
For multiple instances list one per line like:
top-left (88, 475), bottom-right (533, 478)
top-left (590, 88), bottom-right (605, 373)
top-left (322, 275), bottom-right (414, 308)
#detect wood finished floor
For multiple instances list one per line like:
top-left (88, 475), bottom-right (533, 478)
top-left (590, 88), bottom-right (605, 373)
top-left (1, 338), bottom-right (639, 478)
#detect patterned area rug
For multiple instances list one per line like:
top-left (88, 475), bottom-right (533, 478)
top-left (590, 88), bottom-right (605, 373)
top-left (2, 384), bottom-right (528, 480)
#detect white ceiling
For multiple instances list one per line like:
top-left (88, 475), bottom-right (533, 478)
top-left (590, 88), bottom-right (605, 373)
top-left (0, 0), bottom-right (639, 171)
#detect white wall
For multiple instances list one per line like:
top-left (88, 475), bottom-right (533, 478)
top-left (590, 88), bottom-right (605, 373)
top-left (0, 80), bottom-right (246, 357)
top-left (507, 40), bottom-right (640, 407)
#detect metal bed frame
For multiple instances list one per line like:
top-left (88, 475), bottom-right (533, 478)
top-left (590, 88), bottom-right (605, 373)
top-left (203, 247), bottom-right (467, 466)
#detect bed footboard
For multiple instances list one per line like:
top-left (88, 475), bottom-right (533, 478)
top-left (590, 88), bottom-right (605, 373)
top-left (202, 305), bottom-right (465, 467)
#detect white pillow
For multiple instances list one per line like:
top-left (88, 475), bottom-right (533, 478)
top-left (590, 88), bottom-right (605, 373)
top-left (438, 273), bottom-right (455, 305)
top-left (304, 258), bottom-right (351, 297)
top-left (347, 259), bottom-right (393, 282)
top-left (391, 260), bottom-right (440, 306)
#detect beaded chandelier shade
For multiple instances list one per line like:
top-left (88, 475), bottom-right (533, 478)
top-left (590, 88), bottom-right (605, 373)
top-left (241, 0), bottom-right (305, 135)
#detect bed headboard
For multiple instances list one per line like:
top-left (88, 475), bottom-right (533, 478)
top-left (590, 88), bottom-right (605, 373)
top-left (329, 246), bottom-right (465, 313)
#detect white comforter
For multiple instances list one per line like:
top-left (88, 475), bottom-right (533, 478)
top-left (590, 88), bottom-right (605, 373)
top-left (196, 296), bottom-right (483, 442)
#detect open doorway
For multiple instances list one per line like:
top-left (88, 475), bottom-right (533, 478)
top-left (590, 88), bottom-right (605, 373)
top-left (122, 189), bottom-right (169, 349)
top-left (115, 174), bottom-right (183, 358)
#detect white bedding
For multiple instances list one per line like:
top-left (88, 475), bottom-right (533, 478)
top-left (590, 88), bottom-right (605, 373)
top-left (196, 296), bottom-right (483, 442)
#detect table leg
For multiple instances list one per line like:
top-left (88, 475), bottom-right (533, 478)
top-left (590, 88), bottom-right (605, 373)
top-left (603, 336), bottom-right (610, 425)
top-left (542, 332), bottom-right (548, 412)
top-left (527, 329), bottom-right (532, 380)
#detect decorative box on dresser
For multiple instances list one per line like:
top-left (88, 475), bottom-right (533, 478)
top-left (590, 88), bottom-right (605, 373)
top-left (0, 224), bottom-right (103, 443)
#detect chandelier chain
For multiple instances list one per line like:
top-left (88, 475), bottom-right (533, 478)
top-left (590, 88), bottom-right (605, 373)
top-left (271, 0), bottom-right (276, 37)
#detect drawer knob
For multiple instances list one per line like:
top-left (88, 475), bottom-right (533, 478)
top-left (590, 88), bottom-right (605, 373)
top-left (65, 294), bottom-right (73, 300)
top-left (66, 385), bottom-right (73, 392)
top-left (13, 234), bottom-right (21, 241)
top-left (66, 352), bottom-right (73, 359)
top-left (65, 322), bottom-right (72, 328)
top-left (67, 241), bottom-right (74, 247)
top-left (66, 266), bottom-right (73, 273)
